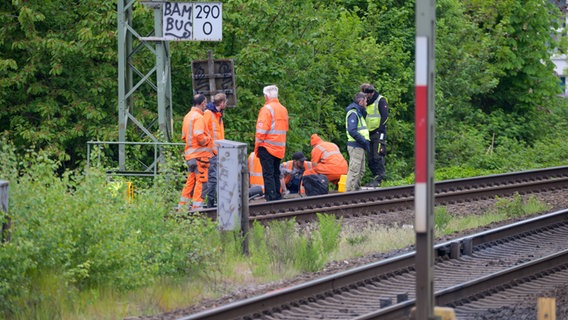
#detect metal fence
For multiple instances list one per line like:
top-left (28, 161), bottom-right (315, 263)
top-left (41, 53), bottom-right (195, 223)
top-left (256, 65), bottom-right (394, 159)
top-left (87, 141), bottom-right (185, 178)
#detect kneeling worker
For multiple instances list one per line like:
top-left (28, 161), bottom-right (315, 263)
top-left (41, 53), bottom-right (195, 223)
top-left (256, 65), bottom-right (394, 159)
top-left (280, 151), bottom-right (313, 194)
top-left (248, 151), bottom-right (264, 199)
top-left (304, 134), bottom-right (348, 186)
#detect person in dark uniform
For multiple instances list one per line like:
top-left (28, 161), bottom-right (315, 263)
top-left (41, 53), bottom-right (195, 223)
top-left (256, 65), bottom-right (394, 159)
top-left (361, 83), bottom-right (389, 187)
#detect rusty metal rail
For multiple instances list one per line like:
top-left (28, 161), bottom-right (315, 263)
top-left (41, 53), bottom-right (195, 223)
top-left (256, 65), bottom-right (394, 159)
top-left (197, 166), bottom-right (568, 224)
top-left (176, 209), bottom-right (568, 320)
top-left (355, 249), bottom-right (568, 320)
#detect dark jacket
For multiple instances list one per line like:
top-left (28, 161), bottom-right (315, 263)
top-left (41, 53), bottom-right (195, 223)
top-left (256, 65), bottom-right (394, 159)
top-left (206, 102), bottom-right (223, 116)
top-left (367, 91), bottom-right (388, 134)
top-left (345, 102), bottom-right (369, 151)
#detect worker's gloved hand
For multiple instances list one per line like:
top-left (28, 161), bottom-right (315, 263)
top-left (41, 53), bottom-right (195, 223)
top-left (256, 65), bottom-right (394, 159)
top-left (364, 141), bottom-right (371, 154)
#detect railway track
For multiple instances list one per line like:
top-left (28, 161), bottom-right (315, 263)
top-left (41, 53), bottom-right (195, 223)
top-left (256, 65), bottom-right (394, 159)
top-left (177, 208), bottom-right (568, 320)
top-left (198, 166), bottom-right (568, 224)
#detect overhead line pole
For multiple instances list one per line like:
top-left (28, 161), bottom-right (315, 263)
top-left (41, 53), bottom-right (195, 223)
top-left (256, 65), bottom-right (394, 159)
top-left (117, 0), bottom-right (173, 172)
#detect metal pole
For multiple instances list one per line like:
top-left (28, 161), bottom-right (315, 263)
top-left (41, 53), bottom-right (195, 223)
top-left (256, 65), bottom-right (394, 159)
top-left (154, 3), bottom-right (173, 141)
top-left (117, 0), bottom-right (133, 171)
top-left (117, 0), bottom-right (173, 173)
top-left (241, 148), bottom-right (250, 256)
top-left (415, 0), bottom-right (436, 319)
top-left (1, 180), bottom-right (10, 243)
top-left (207, 51), bottom-right (217, 102)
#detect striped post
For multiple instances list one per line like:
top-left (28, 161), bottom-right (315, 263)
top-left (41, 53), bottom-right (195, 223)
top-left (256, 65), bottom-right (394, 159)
top-left (415, 0), bottom-right (436, 319)
top-left (415, 36), bottom-right (429, 234)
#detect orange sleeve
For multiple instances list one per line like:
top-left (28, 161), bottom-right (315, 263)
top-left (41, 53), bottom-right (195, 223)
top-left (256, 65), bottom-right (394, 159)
top-left (181, 114), bottom-right (190, 142)
top-left (254, 107), bottom-right (271, 152)
top-left (194, 117), bottom-right (210, 147)
top-left (203, 111), bottom-right (212, 135)
top-left (311, 147), bottom-right (322, 164)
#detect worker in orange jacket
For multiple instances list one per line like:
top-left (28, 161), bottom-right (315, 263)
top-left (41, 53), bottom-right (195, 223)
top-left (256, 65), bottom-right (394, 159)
top-left (280, 151), bottom-right (314, 194)
top-left (203, 93), bottom-right (227, 208)
top-left (178, 94), bottom-right (212, 211)
top-left (304, 134), bottom-right (348, 186)
top-left (248, 151), bottom-right (264, 192)
top-left (254, 85), bottom-right (289, 201)
top-left (179, 109), bottom-right (196, 208)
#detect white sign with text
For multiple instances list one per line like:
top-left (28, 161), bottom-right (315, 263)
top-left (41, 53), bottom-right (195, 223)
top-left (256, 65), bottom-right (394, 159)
top-left (163, 2), bottom-right (222, 41)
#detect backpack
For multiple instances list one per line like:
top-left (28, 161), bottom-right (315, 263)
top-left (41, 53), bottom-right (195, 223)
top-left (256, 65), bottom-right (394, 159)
top-left (302, 174), bottom-right (329, 196)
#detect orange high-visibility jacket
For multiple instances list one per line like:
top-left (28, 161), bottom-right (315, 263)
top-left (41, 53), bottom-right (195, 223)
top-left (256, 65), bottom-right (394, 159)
top-left (248, 152), bottom-right (264, 191)
top-left (254, 98), bottom-right (288, 159)
top-left (183, 107), bottom-right (212, 160)
top-left (310, 135), bottom-right (348, 170)
top-left (181, 111), bottom-right (192, 142)
top-left (203, 108), bottom-right (224, 155)
top-left (304, 134), bottom-right (348, 185)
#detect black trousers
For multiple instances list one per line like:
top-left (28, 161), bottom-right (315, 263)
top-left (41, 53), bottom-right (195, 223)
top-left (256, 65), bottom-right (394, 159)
top-left (204, 155), bottom-right (218, 207)
top-left (368, 130), bottom-right (386, 180)
top-left (257, 146), bottom-right (282, 201)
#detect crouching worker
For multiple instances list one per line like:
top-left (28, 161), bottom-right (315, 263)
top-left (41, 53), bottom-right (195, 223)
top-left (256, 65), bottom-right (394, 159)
top-left (280, 151), bottom-right (313, 194)
top-left (304, 134), bottom-right (348, 187)
top-left (248, 151), bottom-right (264, 200)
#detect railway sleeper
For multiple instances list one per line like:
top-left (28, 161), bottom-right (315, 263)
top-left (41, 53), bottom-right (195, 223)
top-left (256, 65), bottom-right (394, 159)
top-left (436, 238), bottom-right (474, 259)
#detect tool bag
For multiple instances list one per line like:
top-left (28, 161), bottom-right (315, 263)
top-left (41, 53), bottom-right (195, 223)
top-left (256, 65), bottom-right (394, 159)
top-left (302, 174), bottom-right (329, 196)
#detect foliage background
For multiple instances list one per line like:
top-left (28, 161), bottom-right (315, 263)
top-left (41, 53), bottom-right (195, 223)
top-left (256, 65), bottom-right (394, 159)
top-left (1, 1), bottom-right (568, 317)
top-left (1, 0), bottom-right (567, 180)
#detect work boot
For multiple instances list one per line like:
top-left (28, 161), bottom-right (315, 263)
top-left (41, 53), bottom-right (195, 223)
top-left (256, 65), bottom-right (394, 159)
top-left (365, 177), bottom-right (381, 188)
top-left (190, 204), bottom-right (203, 213)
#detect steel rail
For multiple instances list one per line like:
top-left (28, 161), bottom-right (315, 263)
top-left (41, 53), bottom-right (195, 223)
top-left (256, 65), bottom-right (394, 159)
top-left (176, 209), bottom-right (568, 320)
top-left (197, 166), bottom-right (568, 223)
top-left (354, 249), bottom-right (568, 320)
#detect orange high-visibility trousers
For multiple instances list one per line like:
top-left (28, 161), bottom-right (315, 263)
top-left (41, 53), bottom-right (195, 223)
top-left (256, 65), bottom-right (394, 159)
top-left (179, 170), bottom-right (196, 208)
top-left (179, 157), bottom-right (210, 209)
top-left (191, 157), bottom-right (210, 209)
top-left (304, 163), bottom-right (347, 186)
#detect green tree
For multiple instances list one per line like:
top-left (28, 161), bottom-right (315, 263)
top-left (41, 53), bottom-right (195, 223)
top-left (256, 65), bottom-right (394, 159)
top-left (436, 0), bottom-right (562, 146)
top-left (182, 0), bottom-right (386, 156)
top-left (0, 0), bottom-right (118, 168)
top-left (435, 0), bottom-right (563, 168)
top-left (0, 0), bottom-right (565, 179)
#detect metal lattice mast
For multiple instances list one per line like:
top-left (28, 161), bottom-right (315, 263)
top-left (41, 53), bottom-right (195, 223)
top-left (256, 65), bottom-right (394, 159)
top-left (117, 0), bottom-right (173, 171)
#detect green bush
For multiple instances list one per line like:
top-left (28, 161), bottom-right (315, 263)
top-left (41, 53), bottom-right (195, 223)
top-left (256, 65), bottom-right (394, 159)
top-left (317, 213), bottom-right (342, 256)
top-left (434, 207), bottom-right (452, 231)
top-left (495, 193), bottom-right (551, 218)
top-left (264, 219), bottom-right (299, 270)
top-left (248, 214), bottom-right (341, 274)
top-left (249, 221), bottom-right (270, 276)
top-left (0, 141), bottom-right (217, 317)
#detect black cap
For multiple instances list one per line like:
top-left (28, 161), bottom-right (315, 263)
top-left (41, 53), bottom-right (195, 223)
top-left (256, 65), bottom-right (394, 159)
top-left (292, 151), bottom-right (306, 161)
top-left (363, 85), bottom-right (375, 94)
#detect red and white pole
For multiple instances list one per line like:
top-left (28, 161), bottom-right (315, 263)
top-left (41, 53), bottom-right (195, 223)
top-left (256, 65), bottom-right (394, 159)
top-left (415, 0), bottom-right (436, 319)
top-left (415, 36), bottom-right (429, 234)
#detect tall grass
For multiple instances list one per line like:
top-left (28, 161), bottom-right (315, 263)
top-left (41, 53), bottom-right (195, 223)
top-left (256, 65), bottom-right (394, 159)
top-left (0, 141), bottom-right (219, 318)
top-left (0, 138), bottom-right (344, 318)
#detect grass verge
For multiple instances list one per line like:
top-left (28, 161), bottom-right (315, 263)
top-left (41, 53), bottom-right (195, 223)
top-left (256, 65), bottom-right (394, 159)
top-left (6, 194), bottom-right (553, 319)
